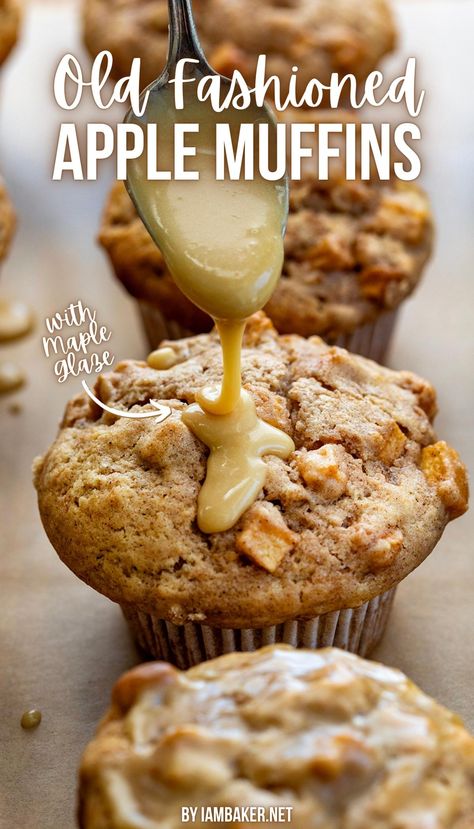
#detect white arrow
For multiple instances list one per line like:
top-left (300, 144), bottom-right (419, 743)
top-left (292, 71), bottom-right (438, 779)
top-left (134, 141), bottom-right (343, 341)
top-left (82, 380), bottom-right (172, 424)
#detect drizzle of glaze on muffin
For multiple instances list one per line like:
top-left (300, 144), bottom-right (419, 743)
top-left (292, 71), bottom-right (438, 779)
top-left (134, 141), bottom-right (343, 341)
top-left (78, 646), bottom-right (474, 829)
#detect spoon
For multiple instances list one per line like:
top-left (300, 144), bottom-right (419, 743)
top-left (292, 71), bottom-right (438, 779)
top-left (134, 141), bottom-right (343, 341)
top-left (124, 0), bottom-right (289, 323)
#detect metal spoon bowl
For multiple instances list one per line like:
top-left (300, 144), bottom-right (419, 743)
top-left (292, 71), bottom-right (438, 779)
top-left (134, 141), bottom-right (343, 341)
top-left (123, 0), bottom-right (289, 332)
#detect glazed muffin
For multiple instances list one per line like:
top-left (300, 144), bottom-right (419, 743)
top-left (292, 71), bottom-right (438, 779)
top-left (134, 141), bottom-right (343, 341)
top-left (82, 0), bottom-right (396, 94)
top-left (0, 0), bottom-right (20, 67)
top-left (34, 314), bottom-right (468, 665)
top-left (100, 113), bottom-right (433, 361)
top-left (78, 646), bottom-right (474, 829)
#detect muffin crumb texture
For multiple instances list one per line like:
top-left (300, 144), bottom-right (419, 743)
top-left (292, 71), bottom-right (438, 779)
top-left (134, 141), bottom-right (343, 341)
top-left (83, 0), bottom-right (396, 91)
top-left (78, 647), bottom-right (474, 829)
top-left (100, 171), bottom-right (433, 339)
top-left (34, 314), bottom-right (468, 628)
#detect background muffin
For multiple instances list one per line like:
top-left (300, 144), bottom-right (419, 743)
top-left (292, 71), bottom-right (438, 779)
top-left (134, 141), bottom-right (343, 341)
top-left (0, 0), bottom-right (20, 67)
top-left (197, 0), bottom-right (397, 99)
top-left (100, 111), bottom-right (433, 361)
top-left (34, 314), bottom-right (468, 666)
top-left (79, 646), bottom-right (474, 829)
top-left (82, 0), bottom-right (396, 94)
top-left (83, 0), bottom-right (172, 88)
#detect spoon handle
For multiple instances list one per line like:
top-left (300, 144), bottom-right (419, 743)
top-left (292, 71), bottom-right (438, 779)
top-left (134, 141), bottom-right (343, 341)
top-left (166, 0), bottom-right (210, 73)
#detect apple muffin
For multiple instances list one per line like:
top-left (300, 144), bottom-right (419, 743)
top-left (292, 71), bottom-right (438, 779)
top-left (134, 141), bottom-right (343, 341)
top-left (82, 0), bottom-right (396, 94)
top-left (34, 314), bottom-right (468, 666)
top-left (99, 156), bottom-right (433, 362)
top-left (78, 646), bottom-right (474, 829)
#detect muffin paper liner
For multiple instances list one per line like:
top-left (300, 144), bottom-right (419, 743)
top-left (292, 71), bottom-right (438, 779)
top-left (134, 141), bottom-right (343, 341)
top-left (121, 587), bottom-right (396, 669)
top-left (331, 309), bottom-right (398, 363)
top-left (138, 301), bottom-right (398, 364)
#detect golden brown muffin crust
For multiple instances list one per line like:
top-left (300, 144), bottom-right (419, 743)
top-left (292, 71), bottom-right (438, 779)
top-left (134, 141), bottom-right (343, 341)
top-left (78, 646), bottom-right (474, 829)
top-left (82, 0), bottom-right (396, 92)
top-left (270, 174), bottom-right (432, 337)
top-left (34, 314), bottom-right (467, 628)
top-left (0, 0), bottom-right (19, 66)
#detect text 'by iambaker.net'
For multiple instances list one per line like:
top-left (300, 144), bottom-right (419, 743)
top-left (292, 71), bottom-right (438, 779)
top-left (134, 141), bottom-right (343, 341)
top-left (181, 806), bottom-right (293, 824)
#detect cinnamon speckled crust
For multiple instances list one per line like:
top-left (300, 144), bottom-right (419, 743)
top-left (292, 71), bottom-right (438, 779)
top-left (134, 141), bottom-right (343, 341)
top-left (0, 0), bottom-right (20, 66)
top-left (82, 0), bottom-right (396, 93)
top-left (269, 173), bottom-right (433, 338)
top-left (34, 314), bottom-right (468, 628)
top-left (78, 647), bottom-right (474, 829)
top-left (0, 178), bottom-right (16, 262)
top-left (99, 112), bottom-right (433, 339)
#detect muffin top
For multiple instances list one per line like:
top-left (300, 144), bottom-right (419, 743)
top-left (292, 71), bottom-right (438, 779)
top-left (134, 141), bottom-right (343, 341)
top-left (83, 0), bottom-right (172, 90)
top-left (199, 0), bottom-right (396, 97)
top-left (0, 0), bottom-right (19, 67)
top-left (82, 0), bottom-right (396, 92)
top-left (0, 178), bottom-right (16, 261)
top-left (269, 155), bottom-right (433, 337)
top-left (34, 314), bottom-right (468, 627)
top-left (78, 646), bottom-right (474, 829)
top-left (100, 111), bottom-right (433, 340)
